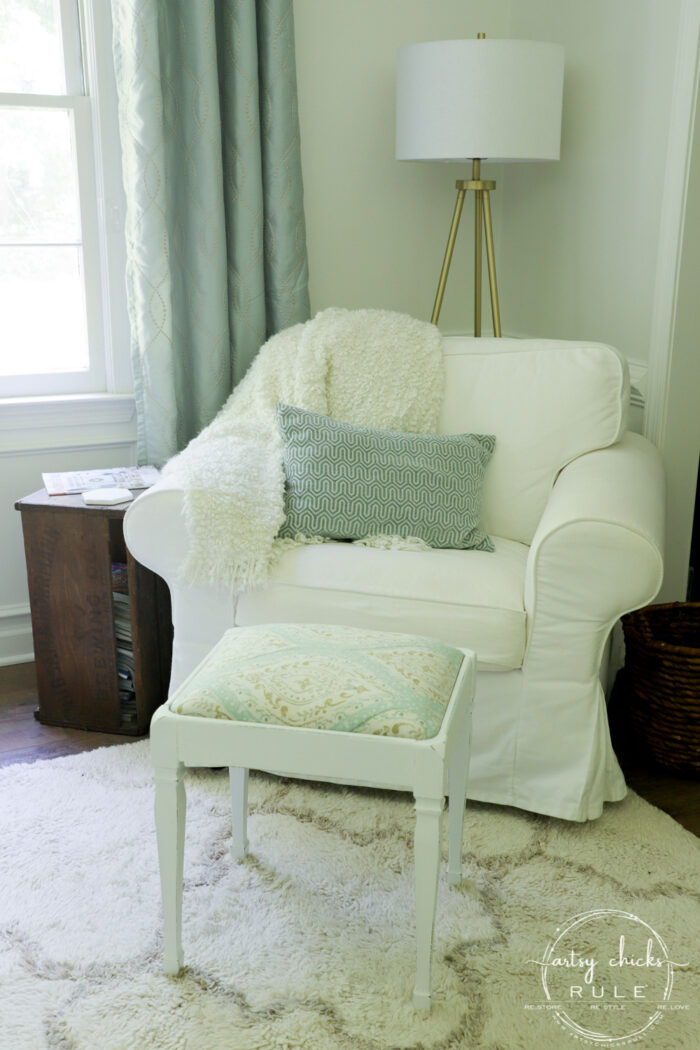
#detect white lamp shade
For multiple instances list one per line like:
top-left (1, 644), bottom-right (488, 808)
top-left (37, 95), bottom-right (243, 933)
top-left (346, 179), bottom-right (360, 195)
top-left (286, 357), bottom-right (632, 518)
top-left (396, 39), bottom-right (564, 163)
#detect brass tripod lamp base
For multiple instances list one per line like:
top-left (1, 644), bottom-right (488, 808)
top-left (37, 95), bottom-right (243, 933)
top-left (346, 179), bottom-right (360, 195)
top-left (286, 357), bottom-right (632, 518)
top-left (396, 35), bottom-right (564, 333)
top-left (430, 159), bottom-right (502, 337)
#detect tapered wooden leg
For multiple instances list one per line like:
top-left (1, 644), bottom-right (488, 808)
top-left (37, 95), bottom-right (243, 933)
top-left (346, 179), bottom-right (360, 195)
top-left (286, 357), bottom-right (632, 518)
top-left (229, 766), bottom-right (249, 860)
top-left (412, 795), bottom-right (444, 1010)
top-left (447, 713), bottom-right (471, 885)
top-left (154, 761), bottom-right (186, 975)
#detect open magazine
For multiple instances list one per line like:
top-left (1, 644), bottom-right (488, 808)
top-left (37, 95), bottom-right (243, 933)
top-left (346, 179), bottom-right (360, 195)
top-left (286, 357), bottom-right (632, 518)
top-left (42, 466), bottom-right (160, 496)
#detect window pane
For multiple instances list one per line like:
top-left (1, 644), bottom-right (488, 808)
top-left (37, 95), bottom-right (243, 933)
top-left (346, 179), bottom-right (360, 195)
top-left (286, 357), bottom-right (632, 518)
top-left (0, 246), bottom-right (89, 374)
top-left (0, 107), bottom-right (81, 243)
top-left (0, 0), bottom-right (65, 94)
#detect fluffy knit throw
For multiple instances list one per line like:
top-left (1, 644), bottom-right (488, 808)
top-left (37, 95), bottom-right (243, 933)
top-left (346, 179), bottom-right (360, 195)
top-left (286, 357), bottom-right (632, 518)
top-left (163, 308), bottom-right (444, 591)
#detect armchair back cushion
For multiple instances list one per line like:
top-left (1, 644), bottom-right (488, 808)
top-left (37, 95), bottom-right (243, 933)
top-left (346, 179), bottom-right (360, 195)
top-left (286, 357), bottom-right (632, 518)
top-left (438, 338), bottom-right (629, 544)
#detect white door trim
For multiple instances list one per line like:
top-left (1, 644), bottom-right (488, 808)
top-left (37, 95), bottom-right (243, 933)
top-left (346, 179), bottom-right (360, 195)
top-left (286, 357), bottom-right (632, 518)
top-left (645, 0), bottom-right (700, 447)
top-left (644, 0), bottom-right (700, 600)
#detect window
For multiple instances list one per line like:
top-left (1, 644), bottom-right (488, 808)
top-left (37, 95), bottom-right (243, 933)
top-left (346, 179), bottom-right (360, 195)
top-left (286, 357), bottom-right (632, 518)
top-left (0, 0), bottom-right (128, 397)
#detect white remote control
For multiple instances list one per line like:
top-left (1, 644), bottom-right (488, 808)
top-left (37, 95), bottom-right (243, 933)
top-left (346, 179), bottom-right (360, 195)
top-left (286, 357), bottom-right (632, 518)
top-left (82, 487), bottom-right (134, 506)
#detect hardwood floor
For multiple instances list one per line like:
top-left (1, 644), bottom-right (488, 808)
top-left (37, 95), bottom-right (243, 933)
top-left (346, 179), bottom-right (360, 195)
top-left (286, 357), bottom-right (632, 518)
top-left (620, 760), bottom-right (700, 837)
top-left (0, 662), bottom-right (698, 837)
top-left (608, 681), bottom-right (700, 838)
top-left (0, 662), bottom-right (136, 768)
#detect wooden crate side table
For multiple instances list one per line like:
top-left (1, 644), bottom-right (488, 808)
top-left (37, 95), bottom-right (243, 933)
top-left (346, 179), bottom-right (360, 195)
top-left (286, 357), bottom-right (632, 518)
top-left (15, 489), bottom-right (173, 735)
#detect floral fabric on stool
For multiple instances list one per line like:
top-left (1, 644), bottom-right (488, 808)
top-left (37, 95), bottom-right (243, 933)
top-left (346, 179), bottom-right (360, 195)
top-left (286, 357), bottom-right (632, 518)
top-left (168, 623), bottom-right (463, 739)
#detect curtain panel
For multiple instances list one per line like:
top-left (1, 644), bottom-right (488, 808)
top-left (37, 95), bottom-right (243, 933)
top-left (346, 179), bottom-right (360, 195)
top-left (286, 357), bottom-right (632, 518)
top-left (112, 0), bottom-right (310, 466)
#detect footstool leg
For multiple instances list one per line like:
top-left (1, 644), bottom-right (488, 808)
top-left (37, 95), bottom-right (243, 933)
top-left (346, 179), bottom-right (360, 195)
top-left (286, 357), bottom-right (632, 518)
top-left (412, 795), bottom-right (444, 1010)
top-left (229, 766), bottom-right (249, 861)
top-left (447, 714), bottom-right (471, 886)
top-left (153, 761), bottom-right (186, 976)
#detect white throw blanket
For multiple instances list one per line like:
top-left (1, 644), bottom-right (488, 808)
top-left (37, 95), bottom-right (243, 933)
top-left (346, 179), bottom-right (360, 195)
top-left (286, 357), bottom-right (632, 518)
top-left (163, 307), bottom-right (444, 590)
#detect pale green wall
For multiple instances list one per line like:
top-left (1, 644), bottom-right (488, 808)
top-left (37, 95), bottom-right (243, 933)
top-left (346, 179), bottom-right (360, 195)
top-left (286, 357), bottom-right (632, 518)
top-left (293, 0), bottom-right (697, 599)
top-left (500, 0), bottom-right (681, 363)
top-left (293, 0), bottom-right (511, 334)
top-left (294, 0), bottom-right (681, 353)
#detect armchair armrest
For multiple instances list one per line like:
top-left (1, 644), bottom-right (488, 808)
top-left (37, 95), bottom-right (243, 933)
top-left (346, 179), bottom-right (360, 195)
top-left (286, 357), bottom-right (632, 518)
top-left (124, 478), bottom-right (235, 695)
top-left (525, 432), bottom-right (664, 634)
top-left (124, 479), bottom-right (189, 582)
top-left (514, 433), bottom-right (664, 820)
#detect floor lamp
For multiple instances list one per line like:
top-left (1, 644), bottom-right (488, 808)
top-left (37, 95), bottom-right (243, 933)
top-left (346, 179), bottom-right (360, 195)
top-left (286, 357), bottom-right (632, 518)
top-left (396, 36), bottom-right (564, 334)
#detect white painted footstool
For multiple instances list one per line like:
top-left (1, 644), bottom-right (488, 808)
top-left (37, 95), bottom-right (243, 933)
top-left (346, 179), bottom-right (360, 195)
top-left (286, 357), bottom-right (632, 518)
top-left (151, 623), bottom-right (475, 1010)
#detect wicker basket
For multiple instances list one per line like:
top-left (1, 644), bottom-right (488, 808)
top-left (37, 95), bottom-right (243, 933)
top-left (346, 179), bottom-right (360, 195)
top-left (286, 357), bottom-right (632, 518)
top-left (621, 602), bottom-right (700, 774)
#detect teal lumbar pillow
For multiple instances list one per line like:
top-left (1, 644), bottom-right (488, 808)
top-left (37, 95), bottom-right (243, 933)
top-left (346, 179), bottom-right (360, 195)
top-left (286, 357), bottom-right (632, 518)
top-left (276, 403), bottom-right (495, 550)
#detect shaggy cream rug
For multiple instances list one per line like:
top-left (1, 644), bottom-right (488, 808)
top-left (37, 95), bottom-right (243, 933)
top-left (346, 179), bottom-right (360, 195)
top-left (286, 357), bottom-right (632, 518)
top-left (1, 741), bottom-right (697, 1050)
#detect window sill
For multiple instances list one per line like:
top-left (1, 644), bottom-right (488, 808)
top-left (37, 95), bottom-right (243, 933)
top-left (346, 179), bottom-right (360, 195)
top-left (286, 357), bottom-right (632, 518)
top-left (0, 393), bottom-right (137, 456)
top-left (0, 392), bottom-right (136, 431)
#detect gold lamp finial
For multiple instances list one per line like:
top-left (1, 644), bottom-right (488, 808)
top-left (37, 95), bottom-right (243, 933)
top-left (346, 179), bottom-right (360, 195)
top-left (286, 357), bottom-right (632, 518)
top-left (477, 32), bottom-right (486, 39)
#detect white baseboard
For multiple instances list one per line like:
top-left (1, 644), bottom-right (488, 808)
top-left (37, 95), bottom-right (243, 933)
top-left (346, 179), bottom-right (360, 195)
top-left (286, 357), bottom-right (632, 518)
top-left (0, 605), bottom-right (34, 666)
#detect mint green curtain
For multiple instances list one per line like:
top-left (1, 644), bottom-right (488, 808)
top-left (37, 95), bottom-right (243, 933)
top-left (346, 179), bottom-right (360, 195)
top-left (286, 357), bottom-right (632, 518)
top-left (112, 0), bottom-right (310, 466)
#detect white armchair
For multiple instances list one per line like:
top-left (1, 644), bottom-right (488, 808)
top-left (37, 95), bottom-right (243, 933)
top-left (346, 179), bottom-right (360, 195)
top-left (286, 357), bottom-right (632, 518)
top-left (125, 337), bottom-right (664, 821)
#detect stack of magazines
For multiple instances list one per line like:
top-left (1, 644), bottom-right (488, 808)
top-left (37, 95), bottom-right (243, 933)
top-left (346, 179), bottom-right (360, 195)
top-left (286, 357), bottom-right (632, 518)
top-left (112, 565), bottom-right (136, 724)
top-left (43, 465), bottom-right (159, 496)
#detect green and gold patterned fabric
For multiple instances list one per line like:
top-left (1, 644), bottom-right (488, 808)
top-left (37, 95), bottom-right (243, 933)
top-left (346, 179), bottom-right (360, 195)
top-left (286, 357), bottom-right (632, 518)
top-left (276, 404), bottom-right (495, 550)
top-left (168, 624), bottom-right (464, 740)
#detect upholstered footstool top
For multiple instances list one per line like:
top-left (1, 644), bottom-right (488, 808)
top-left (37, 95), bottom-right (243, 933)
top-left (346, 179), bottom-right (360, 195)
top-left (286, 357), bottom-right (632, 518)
top-left (168, 622), bottom-right (465, 739)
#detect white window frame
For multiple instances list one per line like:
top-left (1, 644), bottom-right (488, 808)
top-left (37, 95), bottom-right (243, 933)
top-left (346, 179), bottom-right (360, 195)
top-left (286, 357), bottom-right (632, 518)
top-left (0, 0), bottom-right (130, 399)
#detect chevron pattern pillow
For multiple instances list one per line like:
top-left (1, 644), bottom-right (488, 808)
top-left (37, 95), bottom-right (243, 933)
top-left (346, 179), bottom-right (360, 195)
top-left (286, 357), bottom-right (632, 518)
top-left (276, 403), bottom-right (495, 550)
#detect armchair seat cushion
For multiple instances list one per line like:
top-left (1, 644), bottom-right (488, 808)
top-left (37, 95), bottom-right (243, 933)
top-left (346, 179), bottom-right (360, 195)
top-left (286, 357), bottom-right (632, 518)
top-left (235, 537), bottom-right (528, 670)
